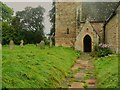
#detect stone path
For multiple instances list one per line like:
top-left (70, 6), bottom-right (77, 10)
top-left (63, 53), bottom-right (96, 88)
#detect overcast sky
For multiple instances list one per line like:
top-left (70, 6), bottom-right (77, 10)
top-left (1, 0), bottom-right (119, 34)
top-left (4, 2), bottom-right (53, 34)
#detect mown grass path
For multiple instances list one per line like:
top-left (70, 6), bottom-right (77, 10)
top-left (63, 53), bottom-right (96, 88)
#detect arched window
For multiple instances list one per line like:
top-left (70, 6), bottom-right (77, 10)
top-left (67, 28), bottom-right (69, 34)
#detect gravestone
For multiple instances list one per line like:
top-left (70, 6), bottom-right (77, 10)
top-left (20, 40), bottom-right (24, 47)
top-left (38, 40), bottom-right (45, 49)
top-left (49, 37), bottom-right (52, 48)
top-left (9, 40), bottom-right (14, 50)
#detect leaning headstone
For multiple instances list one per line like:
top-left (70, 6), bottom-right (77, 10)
top-left (9, 40), bottom-right (14, 50)
top-left (38, 40), bottom-right (45, 49)
top-left (49, 37), bottom-right (52, 48)
top-left (20, 40), bottom-right (24, 47)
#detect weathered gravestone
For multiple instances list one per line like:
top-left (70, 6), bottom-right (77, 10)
top-left (49, 37), bottom-right (52, 48)
top-left (9, 40), bottom-right (14, 50)
top-left (20, 40), bottom-right (24, 47)
top-left (38, 40), bottom-right (45, 49)
top-left (36, 43), bottom-right (39, 47)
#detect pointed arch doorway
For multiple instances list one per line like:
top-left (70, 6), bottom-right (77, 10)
top-left (83, 35), bottom-right (92, 52)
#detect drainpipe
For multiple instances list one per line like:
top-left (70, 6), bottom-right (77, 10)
top-left (103, 22), bottom-right (106, 44)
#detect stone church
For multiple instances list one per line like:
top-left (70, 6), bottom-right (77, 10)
top-left (55, 2), bottom-right (120, 53)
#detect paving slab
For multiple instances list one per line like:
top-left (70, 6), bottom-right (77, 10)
top-left (67, 53), bottom-right (96, 89)
top-left (74, 72), bottom-right (85, 79)
top-left (85, 79), bottom-right (96, 85)
top-left (69, 82), bottom-right (84, 88)
top-left (71, 63), bottom-right (81, 71)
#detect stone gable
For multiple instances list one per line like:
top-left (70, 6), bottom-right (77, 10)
top-left (75, 19), bottom-right (99, 52)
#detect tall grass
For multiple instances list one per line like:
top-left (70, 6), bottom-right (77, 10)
top-left (2, 44), bottom-right (79, 88)
top-left (95, 55), bottom-right (119, 88)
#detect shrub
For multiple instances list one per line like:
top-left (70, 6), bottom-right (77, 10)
top-left (94, 43), bottom-right (112, 57)
top-left (75, 50), bottom-right (81, 58)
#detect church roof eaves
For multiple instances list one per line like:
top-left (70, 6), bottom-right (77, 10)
top-left (105, 2), bottom-right (120, 24)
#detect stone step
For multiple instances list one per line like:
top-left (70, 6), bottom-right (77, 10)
top-left (69, 82), bottom-right (84, 88)
top-left (74, 72), bottom-right (85, 80)
top-left (71, 63), bottom-right (81, 71)
top-left (85, 79), bottom-right (96, 85)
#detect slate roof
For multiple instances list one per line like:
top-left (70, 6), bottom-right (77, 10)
top-left (79, 2), bottom-right (119, 22)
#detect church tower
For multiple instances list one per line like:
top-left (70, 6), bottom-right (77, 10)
top-left (55, 2), bottom-right (81, 47)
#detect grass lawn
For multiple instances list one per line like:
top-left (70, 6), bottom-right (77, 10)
top-left (95, 55), bottom-right (119, 88)
top-left (2, 44), bottom-right (79, 88)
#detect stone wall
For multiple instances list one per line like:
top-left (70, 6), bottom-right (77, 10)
top-left (55, 2), bottom-right (120, 53)
top-left (91, 22), bottom-right (104, 42)
top-left (75, 20), bottom-right (99, 52)
top-left (76, 22), bottom-right (104, 42)
top-left (105, 5), bottom-right (120, 53)
top-left (55, 2), bottom-right (80, 47)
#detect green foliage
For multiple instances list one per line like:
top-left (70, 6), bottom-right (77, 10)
top-left (95, 55), bottom-right (119, 88)
top-left (1, 2), bottom-right (23, 45)
top-left (2, 45), bottom-right (79, 88)
top-left (49, 2), bottom-right (55, 45)
top-left (92, 44), bottom-right (112, 57)
top-left (0, 2), bottom-right (16, 45)
top-left (2, 22), bottom-right (14, 44)
top-left (0, 2), bottom-right (13, 22)
top-left (49, 2), bottom-right (55, 36)
top-left (11, 17), bottom-right (24, 44)
top-left (75, 50), bottom-right (81, 59)
top-left (97, 48), bottom-right (112, 57)
top-left (15, 6), bottom-right (45, 44)
top-left (1, 3), bottom-right (45, 45)
top-left (2, 21), bottom-right (23, 45)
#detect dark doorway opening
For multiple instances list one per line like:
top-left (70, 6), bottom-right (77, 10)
top-left (84, 35), bottom-right (92, 52)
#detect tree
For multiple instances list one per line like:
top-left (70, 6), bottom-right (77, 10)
top-left (0, 2), bottom-right (13, 22)
top-left (11, 17), bottom-right (24, 44)
top-left (0, 2), bottom-right (15, 44)
top-left (2, 17), bottom-right (23, 45)
top-left (2, 22), bottom-right (14, 44)
top-left (49, 2), bottom-right (55, 45)
top-left (15, 6), bottom-right (45, 44)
